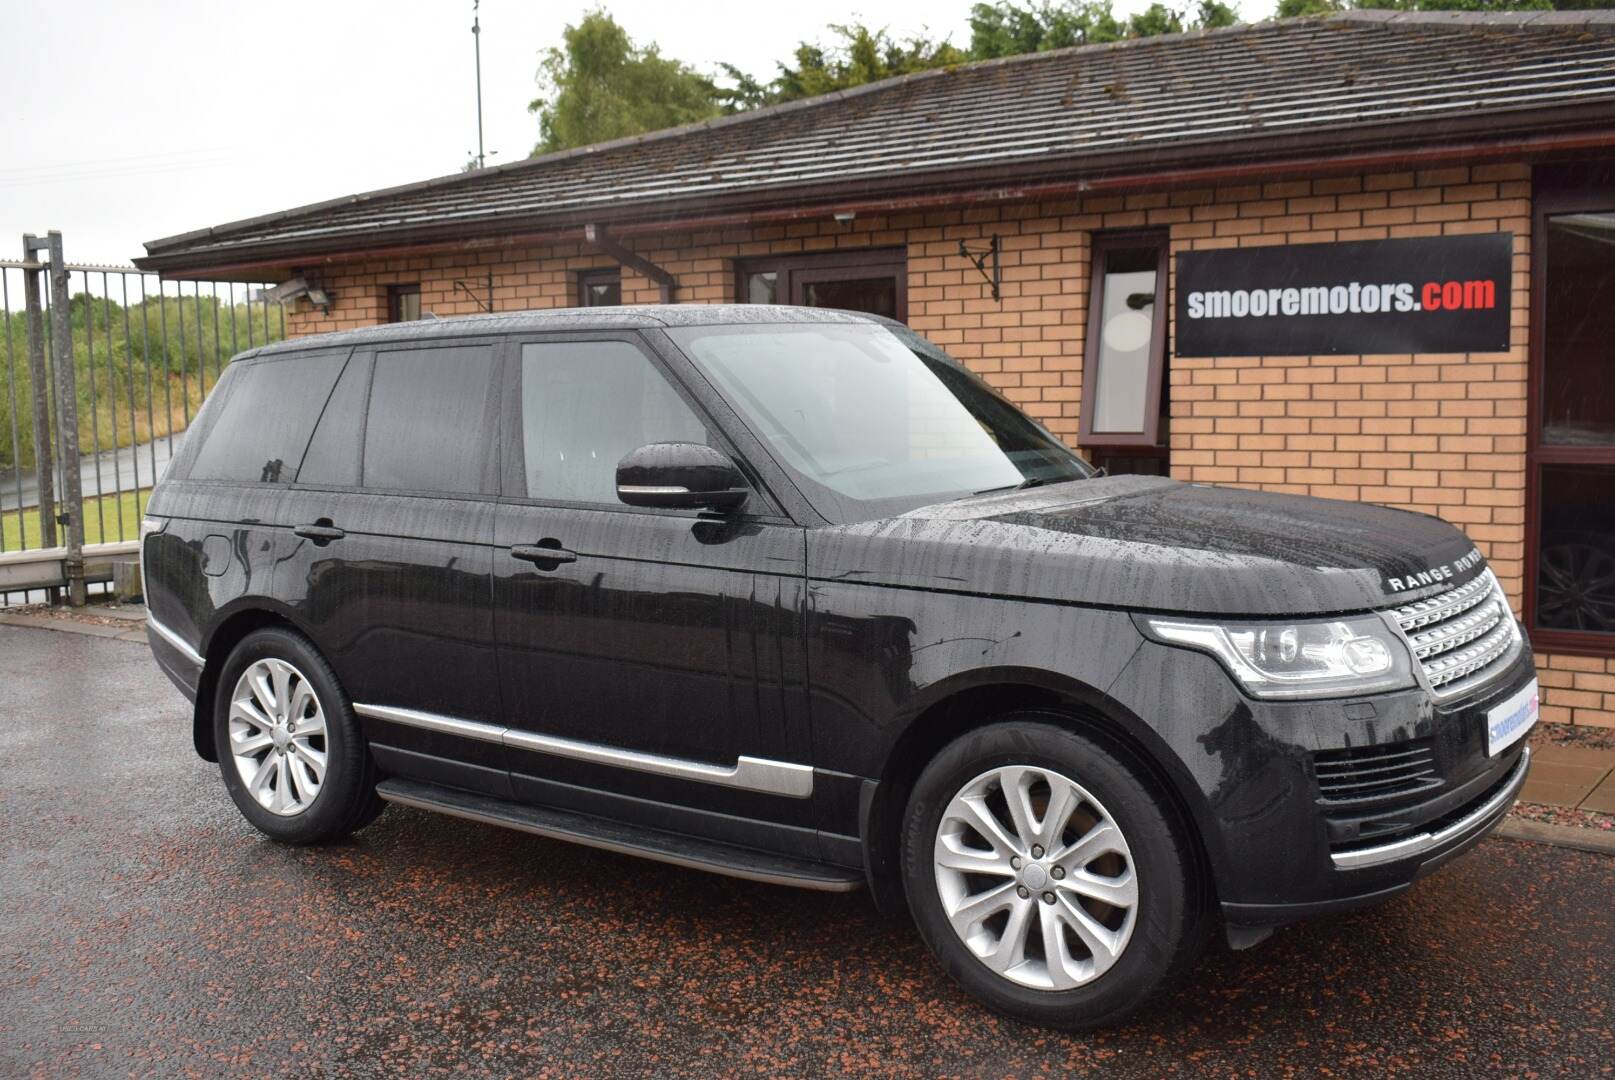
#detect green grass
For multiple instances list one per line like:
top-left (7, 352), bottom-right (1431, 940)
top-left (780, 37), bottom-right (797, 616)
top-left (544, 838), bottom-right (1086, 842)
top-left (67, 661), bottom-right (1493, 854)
top-left (1, 488), bottom-right (149, 551)
top-left (2, 293), bottom-right (286, 473)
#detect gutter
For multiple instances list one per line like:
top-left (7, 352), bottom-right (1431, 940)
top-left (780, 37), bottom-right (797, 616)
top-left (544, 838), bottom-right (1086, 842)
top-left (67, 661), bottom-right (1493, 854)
top-left (135, 122), bottom-right (1615, 281)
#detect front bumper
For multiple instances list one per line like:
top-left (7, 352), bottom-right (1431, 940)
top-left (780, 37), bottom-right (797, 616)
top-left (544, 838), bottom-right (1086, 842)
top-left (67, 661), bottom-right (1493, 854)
top-left (1107, 632), bottom-right (1538, 933)
top-left (1327, 745), bottom-right (1528, 871)
top-left (1220, 741), bottom-right (1529, 931)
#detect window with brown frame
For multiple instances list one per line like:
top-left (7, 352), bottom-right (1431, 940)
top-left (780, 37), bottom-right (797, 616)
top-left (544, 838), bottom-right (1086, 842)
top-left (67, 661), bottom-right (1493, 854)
top-left (577, 268), bottom-right (622, 307)
top-left (387, 283), bottom-right (421, 323)
top-left (735, 249), bottom-right (906, 321)
top-left (1528, 163), bottom-right (1615, 655)
top-left (1078, 233), bottom-right (1169, 476)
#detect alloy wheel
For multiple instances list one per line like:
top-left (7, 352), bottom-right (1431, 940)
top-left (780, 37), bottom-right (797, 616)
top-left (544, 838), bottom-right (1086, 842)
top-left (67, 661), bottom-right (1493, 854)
top-left (933, 764), bottom-right (1138, 991)
top-left (1539, 541), bottom-right (1615, 632)
top-left (228, 658), bottom-right (328, 816)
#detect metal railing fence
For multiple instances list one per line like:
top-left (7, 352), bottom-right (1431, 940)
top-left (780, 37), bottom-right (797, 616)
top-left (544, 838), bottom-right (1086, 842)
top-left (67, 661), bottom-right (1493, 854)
top-left (1, 230), bottom-right (286, 605)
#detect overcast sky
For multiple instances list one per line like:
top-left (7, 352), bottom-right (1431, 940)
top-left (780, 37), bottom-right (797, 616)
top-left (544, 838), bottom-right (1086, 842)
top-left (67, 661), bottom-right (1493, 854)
top-left (1, 0), bottom-right (1273, 266)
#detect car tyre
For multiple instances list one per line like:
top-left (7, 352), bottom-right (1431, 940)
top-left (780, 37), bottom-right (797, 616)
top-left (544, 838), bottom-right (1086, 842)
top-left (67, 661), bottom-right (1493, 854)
top-left (901, 714), bottom-right (1206, 1029)
top-left (213, 626), bottom-right (384, 844)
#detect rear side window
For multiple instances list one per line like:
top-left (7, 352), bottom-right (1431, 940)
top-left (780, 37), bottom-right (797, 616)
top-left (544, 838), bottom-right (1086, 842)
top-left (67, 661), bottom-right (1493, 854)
top-left (188, 352), bottom-right (345, 483)
top-left (363, 345), bottom-right (498, 494)
top-left (297, 352), bottom-right (371, 487)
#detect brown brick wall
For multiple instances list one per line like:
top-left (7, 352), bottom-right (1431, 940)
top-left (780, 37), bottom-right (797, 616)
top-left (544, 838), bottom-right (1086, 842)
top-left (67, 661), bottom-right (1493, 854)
top-left (283, 159), bottom-right (1612, 727)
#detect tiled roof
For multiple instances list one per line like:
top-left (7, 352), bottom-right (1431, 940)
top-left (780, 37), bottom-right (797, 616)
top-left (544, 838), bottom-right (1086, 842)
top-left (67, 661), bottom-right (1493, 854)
top-left (141, 12), bottom-right (1615, 272)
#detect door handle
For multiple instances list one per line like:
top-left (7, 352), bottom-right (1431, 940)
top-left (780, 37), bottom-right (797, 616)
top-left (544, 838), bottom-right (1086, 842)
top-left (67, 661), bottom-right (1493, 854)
top-left (293, 520), bottom-right (346, 544)
top-left (510, 541), bottom-right (578, 566)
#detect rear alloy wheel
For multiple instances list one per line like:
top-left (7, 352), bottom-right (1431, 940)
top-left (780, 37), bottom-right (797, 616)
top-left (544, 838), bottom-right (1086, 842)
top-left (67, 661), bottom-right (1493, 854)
top-left (228, 658), bottom-right (329, 816)
top-left (213, 626), bottom-right (383, 844)
top-left (902, 716), bottom-right (1205, 1029)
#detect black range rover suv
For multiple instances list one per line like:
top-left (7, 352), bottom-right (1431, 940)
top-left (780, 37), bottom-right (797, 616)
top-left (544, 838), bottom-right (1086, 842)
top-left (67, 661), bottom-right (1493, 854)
top-left (142, 306), bottom-right (1538, 1029)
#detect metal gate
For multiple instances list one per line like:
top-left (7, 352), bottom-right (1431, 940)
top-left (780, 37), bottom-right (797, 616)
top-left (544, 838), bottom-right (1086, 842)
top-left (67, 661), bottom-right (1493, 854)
top-left (0, 231), bottom-right (286, 605)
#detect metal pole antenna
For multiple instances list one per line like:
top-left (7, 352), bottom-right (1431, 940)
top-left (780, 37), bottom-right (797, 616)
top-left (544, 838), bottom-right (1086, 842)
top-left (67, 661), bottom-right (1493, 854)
top-left (473, 0), bottom-right (485, 170)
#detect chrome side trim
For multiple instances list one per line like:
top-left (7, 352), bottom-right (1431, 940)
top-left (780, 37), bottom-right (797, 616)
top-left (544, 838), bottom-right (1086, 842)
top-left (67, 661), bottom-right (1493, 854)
top-left (355, 702), bottom-right (814, 799)
top-left (1331, 747), bottom-right (1530, 870)
top-left (354, 703), bottom-right (506, 744)
top-left (503, 727), bottom-right (815, 797)
top-left (145, 613), bottom-right (204, 668)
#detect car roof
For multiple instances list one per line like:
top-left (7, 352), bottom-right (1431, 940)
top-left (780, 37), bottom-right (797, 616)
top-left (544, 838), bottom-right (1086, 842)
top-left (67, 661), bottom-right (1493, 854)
top-left (244, 304), bottom-right (891, 360)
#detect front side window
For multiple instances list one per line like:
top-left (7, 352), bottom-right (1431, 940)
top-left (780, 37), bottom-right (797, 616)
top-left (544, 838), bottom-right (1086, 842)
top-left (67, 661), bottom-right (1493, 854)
top-left (363, 346), bottom-right (497, 495)
top-left (668, 322), bottom-right (1092, 523)
top-left (1532, 179), bottom-right (1615, 649)
top-left (520, 340), bottom-right (709, 504)
top-left (1080, 234), bottom-right (1169, 476)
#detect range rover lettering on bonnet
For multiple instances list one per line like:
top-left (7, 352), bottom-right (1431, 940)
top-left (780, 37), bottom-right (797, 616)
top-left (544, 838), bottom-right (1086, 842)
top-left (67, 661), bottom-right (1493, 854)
top-left (1384, 547), bottom-right (1485, 593)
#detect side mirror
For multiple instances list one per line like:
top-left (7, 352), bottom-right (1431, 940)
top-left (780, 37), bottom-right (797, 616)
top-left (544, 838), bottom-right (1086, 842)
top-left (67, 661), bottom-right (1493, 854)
top-left (616, 442), bottom-right (750, 512)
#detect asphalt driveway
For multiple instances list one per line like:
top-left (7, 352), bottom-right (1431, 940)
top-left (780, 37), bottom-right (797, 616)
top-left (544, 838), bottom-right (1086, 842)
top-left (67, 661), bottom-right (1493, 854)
top-left (2, 624), bottom-right (1612, 1078)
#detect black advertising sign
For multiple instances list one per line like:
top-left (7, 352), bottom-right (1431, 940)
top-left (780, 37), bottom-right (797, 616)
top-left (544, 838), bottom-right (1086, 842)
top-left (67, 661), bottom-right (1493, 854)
top-left (1174, 233), bottom-right (1512, 357)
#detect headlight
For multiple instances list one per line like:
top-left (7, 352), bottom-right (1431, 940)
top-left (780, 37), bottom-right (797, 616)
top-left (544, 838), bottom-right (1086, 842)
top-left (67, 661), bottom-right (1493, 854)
top-left (1140, 613), bottom-right (1415, 699)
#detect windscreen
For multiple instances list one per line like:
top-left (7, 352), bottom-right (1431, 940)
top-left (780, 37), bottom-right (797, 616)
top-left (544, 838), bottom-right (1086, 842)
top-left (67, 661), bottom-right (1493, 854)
top-left (669, 322), bottom-right (1092, 522)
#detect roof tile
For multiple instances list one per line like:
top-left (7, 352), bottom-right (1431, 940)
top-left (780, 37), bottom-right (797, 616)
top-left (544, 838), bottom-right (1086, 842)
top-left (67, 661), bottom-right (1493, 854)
top-left (141, 13), bottom-right (1615, 270)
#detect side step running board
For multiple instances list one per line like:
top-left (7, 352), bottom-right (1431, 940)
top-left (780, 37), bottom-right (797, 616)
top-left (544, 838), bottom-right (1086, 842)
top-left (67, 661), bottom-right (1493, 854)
top-left (375, 778), bottom-right (864, 893)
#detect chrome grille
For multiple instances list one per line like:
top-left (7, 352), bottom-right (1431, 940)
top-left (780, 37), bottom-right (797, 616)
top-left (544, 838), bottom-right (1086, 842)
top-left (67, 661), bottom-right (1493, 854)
top-left (1391, 569), bottom-right (1520, 699)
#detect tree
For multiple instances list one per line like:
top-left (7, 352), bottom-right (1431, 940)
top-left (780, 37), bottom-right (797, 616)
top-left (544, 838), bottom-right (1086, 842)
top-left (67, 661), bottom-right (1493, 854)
top-left (716, 23), bottom-right (969, 110)
top-left (528, 0), bottom-right (1613, 159)
top-left (1275, 0), bottom-right (1341, 14)
top-left (529, 11), bottom-right (722, 155)
top-left (968, 2), bottom-right (1126, 58)
top-left (967, 1), bottom-right (1241, 60)
top-left (1196, 0), bottom-right (1241, 28)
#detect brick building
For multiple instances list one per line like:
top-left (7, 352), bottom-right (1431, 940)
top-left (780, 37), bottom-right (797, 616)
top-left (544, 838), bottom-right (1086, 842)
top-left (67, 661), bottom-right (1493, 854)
top-left (138, 12), bottom-right (1615, 725)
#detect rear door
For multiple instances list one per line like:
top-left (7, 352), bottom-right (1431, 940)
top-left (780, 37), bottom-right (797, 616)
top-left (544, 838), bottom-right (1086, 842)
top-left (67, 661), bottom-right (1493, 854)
top-left (491, 333), bottom-right (818, 857)
top-left (276, 339), bottom-right (508, 797)
top-left (148, 348), bottom-right (349, 656)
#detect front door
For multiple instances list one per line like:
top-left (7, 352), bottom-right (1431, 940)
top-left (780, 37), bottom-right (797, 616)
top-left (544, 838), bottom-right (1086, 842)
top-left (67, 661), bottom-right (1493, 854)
top-left (491, 334), bottom-right (817, 857)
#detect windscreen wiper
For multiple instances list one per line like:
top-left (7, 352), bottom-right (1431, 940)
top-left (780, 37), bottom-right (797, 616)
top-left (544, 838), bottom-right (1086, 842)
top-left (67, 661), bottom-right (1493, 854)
top-left (972, 476), bottom-right (1048, 496)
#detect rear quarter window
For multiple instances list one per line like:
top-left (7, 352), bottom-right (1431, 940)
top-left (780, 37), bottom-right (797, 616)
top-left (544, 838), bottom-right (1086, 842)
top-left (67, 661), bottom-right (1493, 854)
top-left (187, 351), bottom-right (346, 483)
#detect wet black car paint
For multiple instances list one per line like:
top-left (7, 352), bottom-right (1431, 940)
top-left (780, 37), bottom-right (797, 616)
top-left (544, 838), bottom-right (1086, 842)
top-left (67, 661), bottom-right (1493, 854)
top-left (142, 305), bottom-right (1536, 932)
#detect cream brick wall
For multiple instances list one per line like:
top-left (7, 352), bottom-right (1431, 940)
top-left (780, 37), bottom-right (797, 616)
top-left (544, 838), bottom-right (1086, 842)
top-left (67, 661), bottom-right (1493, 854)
top-left (283, 159), bottom-right (1612, 727)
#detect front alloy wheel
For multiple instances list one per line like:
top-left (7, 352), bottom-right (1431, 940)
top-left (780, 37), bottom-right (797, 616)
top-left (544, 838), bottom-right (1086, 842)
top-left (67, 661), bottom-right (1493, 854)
top-left (933, 765), bottom-right (1138, 990)
top-left (902, 717), bottom-right (1205, 1030)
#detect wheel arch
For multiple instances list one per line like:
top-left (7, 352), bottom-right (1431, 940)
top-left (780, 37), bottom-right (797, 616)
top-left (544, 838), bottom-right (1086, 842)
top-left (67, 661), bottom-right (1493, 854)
top-left (860, 669), bottom-right (1220, 916)
top-left (190, 601), bottom-right (311, 762)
